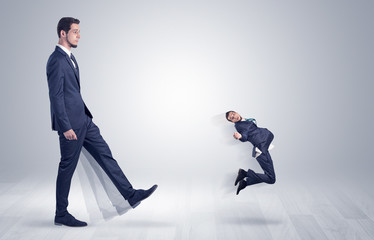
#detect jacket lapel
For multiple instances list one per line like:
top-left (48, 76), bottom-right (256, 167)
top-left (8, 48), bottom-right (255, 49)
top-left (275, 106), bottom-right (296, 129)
top-left (55, 47), bottom-right (80, 89)
top-left (64, 54), bottom-right (80, 88)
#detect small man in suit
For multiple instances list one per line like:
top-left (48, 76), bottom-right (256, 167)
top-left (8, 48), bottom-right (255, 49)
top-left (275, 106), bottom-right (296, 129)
top-left (47, 17), bottom-right (157, 227)
top-left (226, 111), bottom-right (276, 195)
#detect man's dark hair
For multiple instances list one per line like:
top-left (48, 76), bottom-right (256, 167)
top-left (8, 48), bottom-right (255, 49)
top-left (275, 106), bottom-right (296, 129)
top-left (57, 17), bottom-right (80, 38)
top-left (226, 111), bottom-right (235, 121)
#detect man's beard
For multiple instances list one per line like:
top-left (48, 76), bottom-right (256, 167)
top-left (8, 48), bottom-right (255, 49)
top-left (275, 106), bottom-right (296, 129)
top-left (67, 39), bottom-right (78, 48)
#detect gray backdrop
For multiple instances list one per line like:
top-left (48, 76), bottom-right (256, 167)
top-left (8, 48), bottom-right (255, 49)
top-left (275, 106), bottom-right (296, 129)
top-left (0, 0), bottom-right (373, 189)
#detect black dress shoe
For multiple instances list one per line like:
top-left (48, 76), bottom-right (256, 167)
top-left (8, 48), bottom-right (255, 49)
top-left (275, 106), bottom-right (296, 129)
top-left (236, 180), bottom-right (247, 195)
top-left (128, 184), bottom-right (158, 208)
top-left (54, 213), bottom-right (87, 227)
top-left (235, 169), bottom-right (247, 186)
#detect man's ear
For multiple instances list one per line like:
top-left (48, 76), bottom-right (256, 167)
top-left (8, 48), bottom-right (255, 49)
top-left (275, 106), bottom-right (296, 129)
top-left (60, 30), bottom-right (66, 38)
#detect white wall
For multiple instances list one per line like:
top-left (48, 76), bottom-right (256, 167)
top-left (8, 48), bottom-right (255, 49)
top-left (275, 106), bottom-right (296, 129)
top-left (0, 0), bottom-right (373, 188)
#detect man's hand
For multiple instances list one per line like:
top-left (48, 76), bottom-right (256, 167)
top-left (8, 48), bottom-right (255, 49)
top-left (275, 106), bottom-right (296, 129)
top-left (63, 129), bottom-right (77, 140)
top-left (233, 132), bottom-right (242, 140)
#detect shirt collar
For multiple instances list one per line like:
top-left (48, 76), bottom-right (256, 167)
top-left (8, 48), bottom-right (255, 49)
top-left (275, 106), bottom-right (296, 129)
top-left (57, 44), bottom-right (72, 57)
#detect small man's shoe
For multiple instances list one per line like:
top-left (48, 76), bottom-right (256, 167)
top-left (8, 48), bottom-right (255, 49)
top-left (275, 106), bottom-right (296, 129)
top-left (236, 180), bottom-right (247, 195)
top-left (128, 184), bottom-right (158, 208)
top-left (54, 213), bottom-right (87, 227)
top-left (235, 169), bottom-right (247, 186)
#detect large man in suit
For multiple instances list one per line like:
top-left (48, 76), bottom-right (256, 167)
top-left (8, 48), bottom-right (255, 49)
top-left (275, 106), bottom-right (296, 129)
top-left (226, 111), bottom-right (276, 195)
top-left (47, 17), bottom-right (157, 227)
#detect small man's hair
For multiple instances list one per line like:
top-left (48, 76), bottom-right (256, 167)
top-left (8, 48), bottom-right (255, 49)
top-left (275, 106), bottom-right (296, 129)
top-left (226, 111), bottom-right (235, 121)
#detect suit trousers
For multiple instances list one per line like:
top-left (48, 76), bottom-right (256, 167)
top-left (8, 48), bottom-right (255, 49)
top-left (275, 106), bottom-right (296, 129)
top-left (56, 115), bottom-right (135, 216)
top-left (246, 132), bottom-right (276, 186)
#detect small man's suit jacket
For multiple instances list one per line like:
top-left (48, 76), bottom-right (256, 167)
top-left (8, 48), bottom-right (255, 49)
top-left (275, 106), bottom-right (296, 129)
top-left (47, 46), bottom-right (92, 132)
top-left (234, 121), bottom-right (273, 157)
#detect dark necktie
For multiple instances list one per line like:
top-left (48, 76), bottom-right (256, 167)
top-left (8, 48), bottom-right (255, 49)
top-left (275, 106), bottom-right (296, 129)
top-left (70, 53), bottom-right (80, 89)
top-left (70, 54), bottom-right (78, 69)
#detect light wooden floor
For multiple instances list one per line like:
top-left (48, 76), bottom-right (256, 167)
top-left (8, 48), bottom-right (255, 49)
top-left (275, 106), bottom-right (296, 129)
top-left (1, 175), bottom-right (374, 240)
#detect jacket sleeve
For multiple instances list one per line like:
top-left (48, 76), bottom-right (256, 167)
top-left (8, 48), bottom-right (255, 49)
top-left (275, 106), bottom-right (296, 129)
top-left (47, 57), bottom-right (72, 132)
top-left (236, 124), bottom-right (249, 142)
top-left (239, 129), bottom-right (249, 142)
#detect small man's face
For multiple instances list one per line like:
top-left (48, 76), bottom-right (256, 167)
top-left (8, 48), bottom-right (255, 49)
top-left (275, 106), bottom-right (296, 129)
top-left (227, 111), bottom-right (241, 123)
top-left (66, 23), bottom-right (80, 48)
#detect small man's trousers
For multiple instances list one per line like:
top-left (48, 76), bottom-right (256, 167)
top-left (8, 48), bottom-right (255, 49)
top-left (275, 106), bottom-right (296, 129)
top-left (246, 132), bottom-right (276, 186)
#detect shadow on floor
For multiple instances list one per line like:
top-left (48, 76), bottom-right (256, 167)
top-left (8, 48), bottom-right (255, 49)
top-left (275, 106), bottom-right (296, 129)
top-left (24, 219), bottom-right (56, 228)
top-left (220, 217), bottom-right (283, 225)
top-left (121, 219), bottom-right (175, 228)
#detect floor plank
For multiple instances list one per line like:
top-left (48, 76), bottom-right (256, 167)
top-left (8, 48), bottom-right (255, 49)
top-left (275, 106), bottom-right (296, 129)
top-left (289, 214), bottom-right (329, 240)
top-left (1, 178), bottom-right (374, 240)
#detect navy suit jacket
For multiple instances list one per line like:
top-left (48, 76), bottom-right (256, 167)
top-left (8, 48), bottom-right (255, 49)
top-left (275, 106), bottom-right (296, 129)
top-left (47, 46), bottom-right (92, 132)
top-left (235, 121), bottom-right (273, 157)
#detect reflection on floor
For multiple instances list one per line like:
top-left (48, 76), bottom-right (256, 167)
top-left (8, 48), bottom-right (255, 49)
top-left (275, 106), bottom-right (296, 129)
top-left (0, 176), bottom-right (374, 240)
